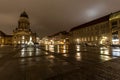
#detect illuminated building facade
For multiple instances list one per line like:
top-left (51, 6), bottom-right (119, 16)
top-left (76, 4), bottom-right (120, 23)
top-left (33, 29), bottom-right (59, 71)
top-left (41, 31), bottom-right (69, 53)
top-left (69, 11), bottom-right (120, 46)
top-left (109, 11), bottom-right (120, 45)
top-left (50, 31), bottom-right (69, 45)
top-left (69, 15), bottom-right (111, 46)
top-left (13, 11), bottom-right (36, 45)
top-left (0, 31), bottom-right (12, 45)
top-left (4, 35), bottom-right (13, 45)
top-left (41, 31), bottom-right (69, 45)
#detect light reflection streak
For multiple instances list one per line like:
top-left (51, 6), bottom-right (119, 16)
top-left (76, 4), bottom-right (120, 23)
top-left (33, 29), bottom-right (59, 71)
top-left (112, 48), bottom-right (120, 56)
top-left (100, 47), bottom-right (109, 55)
top-left (48, 55), bottom-right (55, 59)
top-left (36, 48), bottom-right (39, 51)
top-left (76, 45), bottom-right (80, 51)
top-left (21, 51), bottom-right (25, 57)
top-left (45, 52), bottom-right (48, 55)
top-left (36, 50), bottom-right (40, 56)
top-left (47, 55), bottom-right (55, 64)
top-left (35, 48), bottom-right (40, 56)
top-left (63, 54), bottom-right (68, 57)
top-left (76, 52), bottom-right (81, 61)
top-left (20, 58), bottom-right (25, 63)
top-left (100, 49), bottom-right (109, 55)
top-left (29, 51), bottom-right (32, 56)
top-left (112, 48), bottom-right (120, 51)
top-left (100, 55), bottom-right (111, 61)
top-left (100, 47), bottom-right (107, 50)
top-left (21, 48), bottom-right (26, 52)
top-left (113, 51), bottom-right (120, 56)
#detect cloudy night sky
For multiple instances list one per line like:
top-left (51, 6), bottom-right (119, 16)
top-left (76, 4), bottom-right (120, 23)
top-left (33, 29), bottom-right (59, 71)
top-left (0, 0), bottom-right (120, 37)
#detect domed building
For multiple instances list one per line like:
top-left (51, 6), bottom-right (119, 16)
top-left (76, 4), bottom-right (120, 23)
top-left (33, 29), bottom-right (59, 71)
top-left (13, 11), bottom-right (36, 45)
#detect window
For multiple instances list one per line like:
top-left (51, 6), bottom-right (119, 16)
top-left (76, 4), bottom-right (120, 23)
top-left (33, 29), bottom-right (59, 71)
top-left (111, 21), bottom-right (118, 28)
top-left (112, 31), bottom-right (118, 39)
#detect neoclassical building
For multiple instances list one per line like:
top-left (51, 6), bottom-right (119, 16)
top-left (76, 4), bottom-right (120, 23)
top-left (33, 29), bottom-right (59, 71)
top-left (109, 11), bottom-right (120, 45)
top-left (69, 11), bottom-right (120, 46)
top-left (69, 15), bottom-right (111, 46)
top-left (0, 31), bottom-right (12, 45)
top-left (13, 11), bottom-right (36, 45)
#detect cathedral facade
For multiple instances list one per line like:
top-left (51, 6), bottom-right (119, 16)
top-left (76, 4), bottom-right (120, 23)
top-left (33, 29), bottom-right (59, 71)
top-left (13, 11), bottom-right (36, 45)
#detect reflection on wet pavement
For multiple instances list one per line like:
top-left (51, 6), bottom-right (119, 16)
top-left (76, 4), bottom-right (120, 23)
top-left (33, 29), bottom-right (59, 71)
top-left (1, 45), bottom-right (120, 80)
top-left (16, 47), bottom-right (48, 57)
top-left (76, 45), bottom-right (80, 52)
top-left (112, 47), bottom-right (120, 56)
top-left (75, 52), bottom-right (81, 61)
top-left (62, 53), bottom-right (69, 57)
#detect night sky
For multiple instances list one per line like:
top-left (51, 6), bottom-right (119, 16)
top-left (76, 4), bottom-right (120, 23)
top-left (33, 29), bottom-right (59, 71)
top-left (0, 0), bottom-right (120, 37)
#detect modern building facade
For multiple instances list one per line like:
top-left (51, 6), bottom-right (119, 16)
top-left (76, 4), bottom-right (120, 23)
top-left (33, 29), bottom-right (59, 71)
top-left (13, 11), bottom-right (36, 45)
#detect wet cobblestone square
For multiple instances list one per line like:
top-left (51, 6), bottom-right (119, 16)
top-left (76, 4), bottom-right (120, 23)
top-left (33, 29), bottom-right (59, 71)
top-left (0, 45), bottom-right (120, 80)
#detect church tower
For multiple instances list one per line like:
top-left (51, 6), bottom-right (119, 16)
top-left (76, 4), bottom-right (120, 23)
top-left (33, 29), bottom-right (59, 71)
top-left (18, 11), bottom-right (30, 30)
top-left (13, 11), bottom-right (36, 45)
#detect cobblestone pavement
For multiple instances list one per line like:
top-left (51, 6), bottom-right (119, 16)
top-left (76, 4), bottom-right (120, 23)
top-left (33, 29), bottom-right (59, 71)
top-left (0, 45), bottom-right (18, 58)
top-left (0, 46), bottom-right (120, 80)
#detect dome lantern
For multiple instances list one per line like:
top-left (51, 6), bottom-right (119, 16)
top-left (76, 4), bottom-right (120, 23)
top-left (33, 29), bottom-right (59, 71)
top-left (20, 11), bottom-right (29, 18)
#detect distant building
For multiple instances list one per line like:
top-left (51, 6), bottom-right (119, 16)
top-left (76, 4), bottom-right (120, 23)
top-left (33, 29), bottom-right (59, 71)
top-left (41, 11), bottom-right (120, 46)
top-left (13, 11), bottom-right (36, 45)
top-left (41, 31), bottom-right (69, 45)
